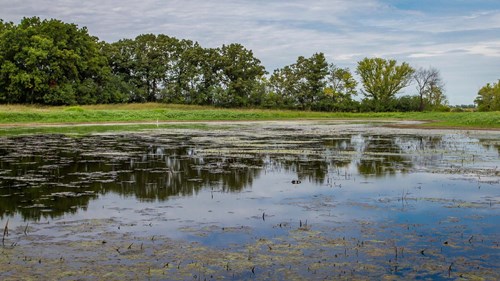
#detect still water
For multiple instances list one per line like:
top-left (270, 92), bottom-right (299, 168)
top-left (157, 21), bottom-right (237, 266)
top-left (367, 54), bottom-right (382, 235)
top-left (0, 121), bottom-right (499, 280)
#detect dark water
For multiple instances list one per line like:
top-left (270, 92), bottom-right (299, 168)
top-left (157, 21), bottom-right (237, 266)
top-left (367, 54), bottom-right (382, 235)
top-left (0, 122), bottom-right (499, 279)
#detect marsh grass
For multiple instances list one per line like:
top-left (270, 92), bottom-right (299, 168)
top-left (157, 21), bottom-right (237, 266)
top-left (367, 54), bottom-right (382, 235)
top-left (0, 103), bottom-right (498, 129)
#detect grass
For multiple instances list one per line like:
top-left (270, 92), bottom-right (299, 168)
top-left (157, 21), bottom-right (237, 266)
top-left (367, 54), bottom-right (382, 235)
top-left (0, 103), bottom-right (498, 130)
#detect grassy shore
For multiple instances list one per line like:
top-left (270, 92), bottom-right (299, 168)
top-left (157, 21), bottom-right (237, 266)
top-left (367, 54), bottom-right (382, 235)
top-left (0, 103), bottom-right (498, 129)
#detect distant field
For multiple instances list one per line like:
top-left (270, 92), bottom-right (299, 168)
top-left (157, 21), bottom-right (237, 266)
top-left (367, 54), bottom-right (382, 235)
top-left (0, 103), bottom-right (498, 129)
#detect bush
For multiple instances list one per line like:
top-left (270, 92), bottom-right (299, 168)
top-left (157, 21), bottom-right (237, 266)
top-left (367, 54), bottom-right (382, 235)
top-left (450, 107), bottom-right (464, 112)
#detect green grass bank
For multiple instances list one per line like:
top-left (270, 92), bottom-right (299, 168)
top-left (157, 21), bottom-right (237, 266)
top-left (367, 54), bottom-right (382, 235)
top-left (0, 103), bottom-right (498, 129)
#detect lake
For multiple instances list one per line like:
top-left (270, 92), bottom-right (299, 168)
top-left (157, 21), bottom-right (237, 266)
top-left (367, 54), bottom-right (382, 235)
top-left (1, 121), bottom-right (499, 280)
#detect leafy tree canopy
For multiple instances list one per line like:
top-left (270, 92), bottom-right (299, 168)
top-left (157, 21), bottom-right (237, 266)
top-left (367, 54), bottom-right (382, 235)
top-left (0, 17), bottom-right (115, 105)
top-left (356, 58), bottom-right (414, 111)
top-left (475, 80), bottom-right (500, 111)
top-left (0, 17), bottom-right (458, 112)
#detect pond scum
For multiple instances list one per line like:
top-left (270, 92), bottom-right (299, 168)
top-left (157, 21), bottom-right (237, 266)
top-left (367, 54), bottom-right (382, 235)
top-left (1, 218), bottom-right (499, 280)
top-left (0, 121), bottom-right (499, 280)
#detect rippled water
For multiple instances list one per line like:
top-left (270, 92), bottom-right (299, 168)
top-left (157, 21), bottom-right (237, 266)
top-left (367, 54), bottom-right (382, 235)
top-left (1, 121), bottom-right (499, 280)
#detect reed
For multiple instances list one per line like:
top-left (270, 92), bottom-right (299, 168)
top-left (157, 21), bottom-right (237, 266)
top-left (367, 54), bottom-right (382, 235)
top-left (2, 219), bottom-right (8, 246)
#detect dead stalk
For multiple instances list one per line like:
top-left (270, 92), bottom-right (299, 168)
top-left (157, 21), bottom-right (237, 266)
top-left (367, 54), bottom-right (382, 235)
top-left (2, 219), bottom-right (9, 246)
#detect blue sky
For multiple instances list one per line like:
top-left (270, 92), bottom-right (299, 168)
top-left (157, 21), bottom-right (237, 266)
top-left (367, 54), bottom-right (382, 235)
top-left (1, 0), bottom-right (499, 105)
top-left (387, 0), bottom-right (500, 13)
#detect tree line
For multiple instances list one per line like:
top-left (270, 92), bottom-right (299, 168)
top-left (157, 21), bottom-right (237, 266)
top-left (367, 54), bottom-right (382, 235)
top-left (0, 17), bottom-right (496, 111)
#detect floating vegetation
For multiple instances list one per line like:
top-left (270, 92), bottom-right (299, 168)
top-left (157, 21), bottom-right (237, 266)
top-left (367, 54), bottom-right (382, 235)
top-left (3, 218), bottom-right (498, 280)
top-left (49, 191), bottom-right (96, 198)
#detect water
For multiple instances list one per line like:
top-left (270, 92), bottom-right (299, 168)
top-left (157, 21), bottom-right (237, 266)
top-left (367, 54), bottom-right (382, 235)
top-left (0, 121), bottom-right (498, 280)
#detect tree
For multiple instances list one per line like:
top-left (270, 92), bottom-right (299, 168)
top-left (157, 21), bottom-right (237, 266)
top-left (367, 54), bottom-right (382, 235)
top-left (107, 34), bottom-right (177, 102)
top-left (169, 42), bottom-right (209, 105)
top-left (269, 53), bottom-right (328, 110)
top-left (268, 65), bottom-right (299, 108)
top-left (160, 37), bottom-right (201, 104)
top-left (214, 43), bottom-right (266, 107)
top-left (0, 17), bottom-right (112, 105)
top-left (322, 64), bottom-right (358, 111)
top-left (426, 82), bottom-right (448, 109)
top-left (106, 34), bottom-right (205, 104)
top-left (106, 37), bottom-right (266, 107)
top-left (295, 53), bottom-right (329, 110)
top-left (414, 67), bottom-right (445, 111)
top-left (187, 47), bottom-right (223, 106)
top-left (475, 80), bottom-right (500, 111)
top-left (356, 58), bottom-right (414, 111)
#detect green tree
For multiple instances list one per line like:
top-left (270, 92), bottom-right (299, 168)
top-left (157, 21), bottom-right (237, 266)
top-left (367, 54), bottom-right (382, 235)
top-left (108, 34), bottom-right (177, 102)
top-left (158, 37), bottom-right (199, 104)
top-left (0, 17), bottom-right (112, 105)
top-left (475, 80), bottom-right (500, 111)
top-left (269, 65), bottom-right (300, 109)
top-left (321, 64), bottom-right (358, 111)
top-left (426, 81), bottom-right (448, 110)
top-left (295, 53), bottom-right (329, 110)
top-left (214, 44), bottom-right (266, 107)
top-left (187, 47), bottom-right (223, 106)
top-left (356, 58), bottom-right (414, 111)
top-left (269, 53), bottom-right (328, 110)
top-left (106, 35), bottom-right (262, 107)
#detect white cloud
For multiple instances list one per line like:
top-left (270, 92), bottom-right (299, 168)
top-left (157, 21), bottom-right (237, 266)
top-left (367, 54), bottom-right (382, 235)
top-left (0, 0), bottom-right (499, 104)
top-left (466, 41), bottom-right (500, 57)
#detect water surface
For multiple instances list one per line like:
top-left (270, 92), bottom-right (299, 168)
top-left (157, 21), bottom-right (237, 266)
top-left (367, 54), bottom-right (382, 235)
top-left (0, 121), bottom-right (498, 280)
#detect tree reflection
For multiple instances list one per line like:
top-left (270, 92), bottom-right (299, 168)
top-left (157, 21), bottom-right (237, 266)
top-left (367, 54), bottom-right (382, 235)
top-left (355, 135), bottom-right (412, 177)
top-left (0, 135), bottom-right (265, 220)
top-left (0, 131), bottom-right (474, 220)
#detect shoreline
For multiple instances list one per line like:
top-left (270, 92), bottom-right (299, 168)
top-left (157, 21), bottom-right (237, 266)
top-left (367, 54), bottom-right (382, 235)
top-left (0, 119), bottom-right (499, 132)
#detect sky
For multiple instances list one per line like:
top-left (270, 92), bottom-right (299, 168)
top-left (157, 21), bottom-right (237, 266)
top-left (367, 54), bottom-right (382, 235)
top-left (1, 0), bottom-right (499, 105)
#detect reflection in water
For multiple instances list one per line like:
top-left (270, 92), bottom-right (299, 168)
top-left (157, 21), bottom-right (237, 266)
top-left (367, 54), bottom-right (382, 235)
top-left (0, 134), bottom-right (263, 220)
top-left (0, 128), bottom-right (498, 220)
top-left (355, 135), bottom-right (412, 176)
